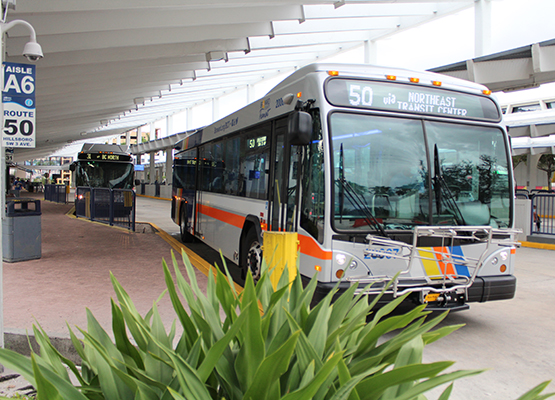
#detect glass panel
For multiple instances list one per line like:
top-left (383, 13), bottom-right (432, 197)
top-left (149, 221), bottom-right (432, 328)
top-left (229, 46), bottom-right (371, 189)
top-left (241, 123), bottom-right (271, 199)
top-left (76, 161), bottom-right (134, 189)
top-left (511, 103), bottom-right (541, 113)
top-left (300, 110), bottom-right (325, 242)
top-left (286, 146), bottom-right (300, 231)
top-left (271, 134), bottom-right (286, 230)
top-left (329, 113), bottom-right (512, 232)
top-left (222, 136), bottom-right (241, 195)
top-left (330, 113), bottom-right (428, 232)
top-left (425, 122), bottom-right (510, 228)
top-left (173, 149), bottom-right (196, 190)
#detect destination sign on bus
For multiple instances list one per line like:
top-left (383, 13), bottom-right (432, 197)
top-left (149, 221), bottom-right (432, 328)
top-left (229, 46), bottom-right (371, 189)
top-left (325, 78), bottom-right (500, 121)
top-left (77, 152), bottom-right (132, 162)
top-left (248, 135), bottom-right (267, 149)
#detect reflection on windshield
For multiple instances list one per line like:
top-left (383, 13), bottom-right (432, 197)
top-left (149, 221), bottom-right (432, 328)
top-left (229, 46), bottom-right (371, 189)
top-left (330, 113), bottom-right (510, 232)
top-left (76, 161), bottom-right (134, 189)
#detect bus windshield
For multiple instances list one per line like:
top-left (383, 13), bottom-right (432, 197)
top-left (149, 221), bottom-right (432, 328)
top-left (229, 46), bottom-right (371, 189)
top-left (75, 161), bottom-right (134, 189)
top-left (330, 113), bottom-right (511, 232)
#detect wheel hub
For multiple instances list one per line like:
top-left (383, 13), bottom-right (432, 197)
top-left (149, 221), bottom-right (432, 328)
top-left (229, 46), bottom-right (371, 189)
top-left (246, 241), bottom-right (262, 280)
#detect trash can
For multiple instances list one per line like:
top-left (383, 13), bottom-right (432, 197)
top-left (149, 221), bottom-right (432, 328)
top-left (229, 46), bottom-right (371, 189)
top-left (3, 198), bottom-right (41, 262)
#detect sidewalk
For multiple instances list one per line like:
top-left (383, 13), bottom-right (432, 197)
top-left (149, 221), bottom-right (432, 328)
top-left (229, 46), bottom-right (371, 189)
top-left (3, 192), bottom-right (208, 340)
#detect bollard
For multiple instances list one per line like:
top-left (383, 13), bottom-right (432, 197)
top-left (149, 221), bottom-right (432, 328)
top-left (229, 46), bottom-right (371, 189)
top-left (262, 231), bottom-right (299, 289)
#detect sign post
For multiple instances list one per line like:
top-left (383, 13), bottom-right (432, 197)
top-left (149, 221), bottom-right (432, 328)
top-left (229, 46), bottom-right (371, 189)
top-left (2, 62), bottom-right (36, 148)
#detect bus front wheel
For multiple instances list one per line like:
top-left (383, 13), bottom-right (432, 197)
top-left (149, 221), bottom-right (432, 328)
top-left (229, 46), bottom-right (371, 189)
top-left (180, 208), bottom-right (195, 243)
top-left (242, 228), bottom-right (262, 281)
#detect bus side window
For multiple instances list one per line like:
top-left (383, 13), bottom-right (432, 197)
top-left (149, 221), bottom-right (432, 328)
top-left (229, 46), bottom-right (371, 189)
top-left (241, 122), bottom-right (271, 200)
top-left (223, 136), bottom-right (241, 195)
top-left (198, 145), bottom-right (212, 192)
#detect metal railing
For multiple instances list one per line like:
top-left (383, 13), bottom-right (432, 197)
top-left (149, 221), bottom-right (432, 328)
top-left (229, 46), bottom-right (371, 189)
top-left (531, 193), bottom-right (555, 235)
top-left (75, 187), bottom-right (136, 231)
top-left (350, 226), bottom-right (519, 298)
top-left (44, 184), bottom-right (67, 204)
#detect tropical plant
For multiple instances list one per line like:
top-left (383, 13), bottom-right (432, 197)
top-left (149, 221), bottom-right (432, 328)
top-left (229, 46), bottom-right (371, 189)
top-left (512, 154), bottom-right (528, 169)
top-left (0, 250), bottom-right (551, 400)
top-left (537, 154), bottom-right (555, 190)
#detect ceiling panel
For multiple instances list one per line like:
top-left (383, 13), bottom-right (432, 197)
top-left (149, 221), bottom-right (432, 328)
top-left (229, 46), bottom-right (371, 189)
top-left (2, 0), bottom-right (475, 162)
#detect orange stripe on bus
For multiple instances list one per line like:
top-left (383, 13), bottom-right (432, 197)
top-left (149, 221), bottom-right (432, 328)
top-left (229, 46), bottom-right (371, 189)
top-left (196, 204), bottom-right (331, 260)
top-left (198, 204), bottom-right (245, 229)
top-left (298, 234), bottom-right (333, 260)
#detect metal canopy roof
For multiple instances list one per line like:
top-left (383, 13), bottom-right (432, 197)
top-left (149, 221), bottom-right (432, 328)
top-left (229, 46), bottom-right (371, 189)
top-left (3, 0), bottom-right (477, 162)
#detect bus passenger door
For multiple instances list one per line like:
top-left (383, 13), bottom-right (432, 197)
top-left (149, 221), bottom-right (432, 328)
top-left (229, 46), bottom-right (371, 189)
top-left (270, 118), bottom-right (301, 233)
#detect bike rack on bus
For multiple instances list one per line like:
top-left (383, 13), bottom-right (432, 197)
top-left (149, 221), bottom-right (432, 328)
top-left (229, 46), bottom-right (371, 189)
top-left (347, 226), bottom-right (519, 299)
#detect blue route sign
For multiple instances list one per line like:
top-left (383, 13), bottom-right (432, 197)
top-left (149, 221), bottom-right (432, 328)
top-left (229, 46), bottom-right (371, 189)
top-left (2, 62), bottom-right (36, 148)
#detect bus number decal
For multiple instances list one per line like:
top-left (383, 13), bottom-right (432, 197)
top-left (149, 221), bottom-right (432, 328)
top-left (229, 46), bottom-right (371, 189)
top-left (276, 97), bottom-right (285, 108)
top-left (365, 247), bottom-right (400, 260)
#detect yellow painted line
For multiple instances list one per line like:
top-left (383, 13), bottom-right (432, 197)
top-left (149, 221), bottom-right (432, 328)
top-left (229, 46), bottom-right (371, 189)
top-left (136, 194), bottom-right (171, 201)
top-left (149, 223), bottom-right (245, 294)
top-left (65, 206), bottom-right (135, 233)
top-left (519, 241), bottom-right (555, 251)
top-left (65, 207), bottom-right (247, 298)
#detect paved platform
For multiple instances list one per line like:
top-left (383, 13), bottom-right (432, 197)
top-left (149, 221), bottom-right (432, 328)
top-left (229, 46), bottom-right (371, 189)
top-left (3, 191), bottom-right (211, 342)
top-left (3, 191), bottom-right (553, 341)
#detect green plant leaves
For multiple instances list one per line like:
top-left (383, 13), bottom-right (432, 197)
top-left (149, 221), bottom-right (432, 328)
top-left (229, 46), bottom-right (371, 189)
top-left (0, 248), bottom-right (552, 400)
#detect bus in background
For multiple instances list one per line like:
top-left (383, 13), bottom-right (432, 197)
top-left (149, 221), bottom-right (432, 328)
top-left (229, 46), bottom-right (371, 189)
top-left (71, 143), bottom-right (135, 228)
top-left (171, 63), bottom-right (518, 311)
top-left (71, 143), bottom-right (134, 189)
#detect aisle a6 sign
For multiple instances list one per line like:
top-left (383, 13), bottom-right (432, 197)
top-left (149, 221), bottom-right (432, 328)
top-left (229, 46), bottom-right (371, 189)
top-left (2, 62), bottom-right (36, 148)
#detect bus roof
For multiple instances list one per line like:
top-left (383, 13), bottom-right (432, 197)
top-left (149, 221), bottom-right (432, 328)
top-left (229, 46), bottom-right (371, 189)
top-left (267, 63), bottom-right (490, 96)
top-left (79, 143), bottom-right (130, 155)
top-left (174, 62), bottom-right (496, 152)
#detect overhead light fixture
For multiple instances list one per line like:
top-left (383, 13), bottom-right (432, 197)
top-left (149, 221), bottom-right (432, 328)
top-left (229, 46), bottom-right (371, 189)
top-left (334, 0), bottom-right (345, 8)
top-left (134, 97), bottom-right (145, 105)
top-left (206, 51), bottom-right (228, 62)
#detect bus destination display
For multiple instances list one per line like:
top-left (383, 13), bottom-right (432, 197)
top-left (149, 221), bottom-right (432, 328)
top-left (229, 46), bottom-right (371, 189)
top-left (77, 152), bottom-right (132, 162)
top-left (325, 78), bottom-right (500, 121)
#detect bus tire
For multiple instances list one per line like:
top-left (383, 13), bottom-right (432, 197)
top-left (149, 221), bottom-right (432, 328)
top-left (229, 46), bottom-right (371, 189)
top-left (242, 228), bottom-right (262, 282)
top-left (180, 207), bottom-right (195, 243)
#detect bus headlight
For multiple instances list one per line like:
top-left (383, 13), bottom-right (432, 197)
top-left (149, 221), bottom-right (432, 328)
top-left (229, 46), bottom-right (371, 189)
top-left (336, 253), bottom-right (347, 265)
top-left (500, 251), bottom-right (508, 261)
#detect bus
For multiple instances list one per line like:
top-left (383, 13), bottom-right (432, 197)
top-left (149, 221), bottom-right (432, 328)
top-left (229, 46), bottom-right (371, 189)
top-left (72, 143), bottom-right (135, 225)
top-left (171, 63), bottom-right (518, 311)
top-left (71, 143), bottom-right (134, 189)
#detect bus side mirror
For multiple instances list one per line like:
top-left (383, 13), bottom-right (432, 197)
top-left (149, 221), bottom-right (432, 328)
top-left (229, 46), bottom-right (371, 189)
top-left (288, 111), bottom-right (312, 145)
top-left (69, 163), bottom-right (76, 172)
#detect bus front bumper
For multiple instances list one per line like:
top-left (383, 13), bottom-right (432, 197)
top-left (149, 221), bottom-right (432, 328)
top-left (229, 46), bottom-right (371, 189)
top-left (467, 275), bottom-right (517, 303)
top-left (304, 274), bottom-right (517, 310)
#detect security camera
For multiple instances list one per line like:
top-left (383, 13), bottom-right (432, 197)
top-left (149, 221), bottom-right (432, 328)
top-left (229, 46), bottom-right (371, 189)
top-left (22, 40), bottom-right (43, 62)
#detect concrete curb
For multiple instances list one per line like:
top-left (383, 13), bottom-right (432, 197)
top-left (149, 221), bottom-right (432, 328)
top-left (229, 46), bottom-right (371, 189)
top-left (4, 331), bottom-right (81, 366)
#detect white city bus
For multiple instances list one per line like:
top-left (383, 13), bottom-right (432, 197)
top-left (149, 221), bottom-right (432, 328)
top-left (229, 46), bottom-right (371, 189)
top-left (171, 63), bottom-right (518, 311)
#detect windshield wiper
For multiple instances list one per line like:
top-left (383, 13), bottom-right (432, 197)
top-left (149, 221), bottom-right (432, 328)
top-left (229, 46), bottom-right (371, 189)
top-left (433, 144), bottom-right (466, 225)
top-left (338, 143), bottom-right (388, 237)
